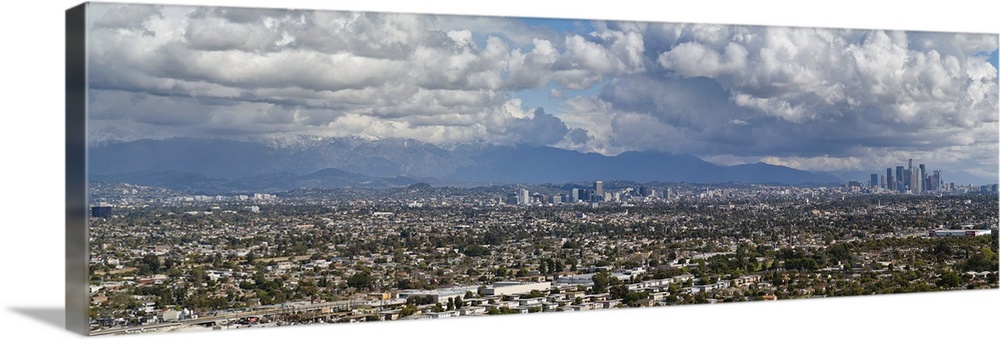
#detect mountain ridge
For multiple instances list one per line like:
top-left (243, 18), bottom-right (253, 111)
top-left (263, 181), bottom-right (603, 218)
top-left (89, 137), bottom-right (843, 191)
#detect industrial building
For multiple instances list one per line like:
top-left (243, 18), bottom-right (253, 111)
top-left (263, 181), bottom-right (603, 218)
top-left (479, 281), bottom-right (551, 296)
top-left (929, 229), bottom-right (993, 237)
top-left (397, 285), bottom-right (480, 304)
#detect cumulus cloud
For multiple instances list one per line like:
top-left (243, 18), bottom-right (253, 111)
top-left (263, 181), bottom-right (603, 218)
top-left (84, 3), bottom-right (998, 181)
top-left (86, 4), bottom-right (602, 148)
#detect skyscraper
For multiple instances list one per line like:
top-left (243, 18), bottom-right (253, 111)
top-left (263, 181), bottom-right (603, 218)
top-left (520, 188), bottom-right (530, 205)
top-left (594, 181), bottom-right (604, 197)
top-left (896, 166), bottom-right (905, 192)
top-left (918, 164), bottom-right (926, 193)
top-left (571, 188), bottom-right (580, 202)
top-left (870, 174), bottom-right (879, 188)
top-left (907, 159), bottom-right (915, 193)
top-left (886, 168), bottom-right (894, 191)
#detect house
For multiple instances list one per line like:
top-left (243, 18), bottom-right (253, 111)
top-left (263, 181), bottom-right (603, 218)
top-left (426, 311), bottom-right (459, 319)
top-left (517, 297), bottom-right (545, 306)
top-left (458, 305), bottom-right (487, 316)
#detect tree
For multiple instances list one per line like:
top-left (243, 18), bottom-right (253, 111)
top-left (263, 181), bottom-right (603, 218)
top-left (523, 290), bottom-right (545, 299)
top-left (137, 254), bottom-right (160, 275)
top-left (463, 245), bottom-right (490, 257)
top-left (347, 271), bottom-right (373, 290)
top-left (609, 284), bottom-right (629, 300)
top-left (938, 271), bottom-right (962, 288)
top-left (591, 271), bottom-right (617, 293)
top-left (400, 304), bottom-right (418, 317)
top-left (244, 251), bottom-right (257, 265)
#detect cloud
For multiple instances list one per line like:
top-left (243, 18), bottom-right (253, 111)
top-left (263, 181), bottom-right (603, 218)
top-left (87, 4), bottom-right (600, 149)
top-left (84, 3), bottom-right (997, 181)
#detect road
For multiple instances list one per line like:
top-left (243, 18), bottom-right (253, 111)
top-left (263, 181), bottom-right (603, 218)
top-left (89, 298), bottom-right (405, 336)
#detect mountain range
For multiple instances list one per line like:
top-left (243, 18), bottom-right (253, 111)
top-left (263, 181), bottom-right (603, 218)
top-left (88, 137), bottom-right (843, 192)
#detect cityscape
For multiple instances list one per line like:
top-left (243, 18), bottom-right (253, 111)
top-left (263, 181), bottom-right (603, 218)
top-left (85, 168), bottom-right (998, 335)
top-left (863, 159), bottom-right (986, 194)
top-left (78, 2), bottom-right (999, 337)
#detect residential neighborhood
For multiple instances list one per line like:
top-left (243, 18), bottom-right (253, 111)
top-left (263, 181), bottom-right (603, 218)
top-left (86, 181), bottom-right (998, 334)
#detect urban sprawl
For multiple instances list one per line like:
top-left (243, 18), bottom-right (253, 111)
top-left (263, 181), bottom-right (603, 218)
top-left (86, 167), bottom-right (999, 335)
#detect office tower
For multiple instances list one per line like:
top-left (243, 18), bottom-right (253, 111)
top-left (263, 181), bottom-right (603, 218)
top-left (919, 164), bottom-right (926, 192)
top-left (885, 168), bottom-right (896, 191)
top-left (907, 159), bottom-right (914, 193)
top-left (870, 174), bottom-right (879, 188)
top-left (520, 188), bottom-right (530, 205)
top-left (880, 175), bottom-right (886, 189)
top-left (594, 181), bottom-right (604, 197)
top-left (886, 168), bottom-right (893, 190)
top-left (505, 194), bottom-right (519, 205)
top-left (896, 166), bottom-right (904, 192)
top-left (571, 188), bottom-right (580, 202)
top-left (933, 170), bottom-right (942, 191)
top-left (637, 186), bottom-right (647, 197)
top-left (915, 167), bottom-right (922, 193)
top-left (91, 206), bottom-right (112, 218)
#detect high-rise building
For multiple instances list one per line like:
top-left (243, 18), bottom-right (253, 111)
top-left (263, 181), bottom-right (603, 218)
top-left (870, 174), bottom-right (879, 188)
top-left (91, 206), bottom-right (112, 218)
top-left (594, 181), bottom-right (604, 197)
top-left (933, 170), bottom-right (942, 191)
top-left (896, 166), bottom-right (905, 192)
top-left (907, 159), bottom-right (915, 193)
top-left (520, 189), bottom-right (530, 206)
top-left (505, 194), bottom-right (519, 205)
top-left (913, 166), bottom-right (923, 193)
top-left (571, 188), bottom-right (580, 202)
top-left (886, 168), bottom-right (894, 190)
top-left (919, 164), bottom-right (926, 192)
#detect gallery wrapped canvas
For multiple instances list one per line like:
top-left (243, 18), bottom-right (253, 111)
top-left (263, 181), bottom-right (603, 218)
top-left (66, 1), bottom-right (999, 337)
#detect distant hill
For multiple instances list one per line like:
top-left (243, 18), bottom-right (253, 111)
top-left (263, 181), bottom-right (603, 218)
top-left (89, 137), bottom-right (843, 192)
top-left (91, 168), bottom-right (424, 193)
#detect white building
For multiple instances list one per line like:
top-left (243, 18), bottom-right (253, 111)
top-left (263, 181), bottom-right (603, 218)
top-left (480, 281), bottom-right (551, 296)
top-left (930, 229), bottom-right (992, 237)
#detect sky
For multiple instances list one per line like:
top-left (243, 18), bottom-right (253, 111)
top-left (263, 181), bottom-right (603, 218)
top-left (85, 3), bottom-right (1000, 183)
